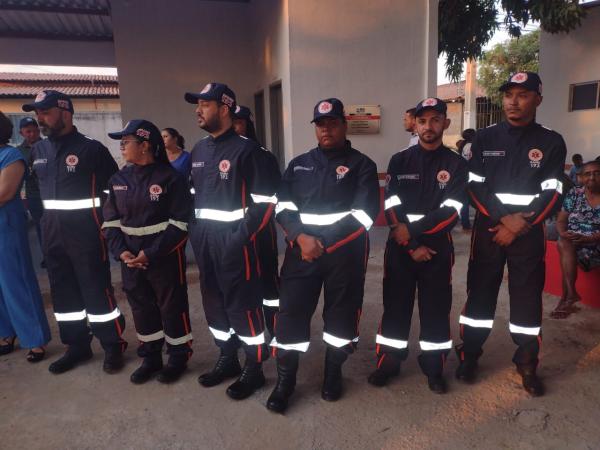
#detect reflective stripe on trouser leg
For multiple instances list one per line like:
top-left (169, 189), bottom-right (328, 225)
top-left (460, 214), bottom-right (506, 356)
top-left (506, 222), bottom-right (545, 369)
top-left (274, 244), bottom-right (323, 357)
top-left (377, 239), bottom-right (416, 360)
top-left (415, 236), bottom-right (453, 377)
top-left (321, 232), bottom-right (368, 355)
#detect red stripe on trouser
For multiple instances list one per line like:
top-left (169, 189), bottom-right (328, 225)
top-left (252, 237), bottom-right (261, 276)
top-left (177, 248), bottom-right (184, 285)
top-left (326, 227), bottom-right (365, 253)
top-left (246, 311), bottom-right (261, 362)
top-left (243, 246), bottom-right (251, 280)
top-left (377, 353), bottom-right (386, 369)
top-left (182, 312), bottom-right (192, 359)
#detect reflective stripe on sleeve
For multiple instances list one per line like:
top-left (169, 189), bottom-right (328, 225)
top-left (440, 198), bottom-right (463, 214)
top-left (121, 222), bottom-right (169, 236)
top-left (168, 219), bottom-right (188, 231)
top-left (323, 332), bottom-right (359, 348)
top-left (459, 315), bottom-right (493, 328)
top-left (250, 193), bottom-right (278, 204)
top-left (208, 327), bottom-right (235, 341)
top-left (384, 195), bottom-right (402, 210)
top-left (165, 333), bottom-right (193, 345)
top-left (237, 332), bottom-right (266, 346)
top-left (54, 310), bottom-right (87, 321)
top-left (406, 214), bottom-right (425, 223)
top-left (419, 340), bottom-right (453, 351)
top-left (300, 211), bottom-right (351, 225)
top-left (263, 299), bottom-right (280, 307)
top-left (495, 193), bottom-right (539, 206)
top-left (352, 209), bottom-right (373, 230)
top-left (509, 323), bottom-right (540, 336)
top-left (137, 330), bottom-right (165, 342)
top-left (469, 172), bottom-right (486, 183)
top-left (269, 337), bottom-right (310, 352)
top-left (101, 220), bottom-right (121, 229)
top-left (375, 334), bottom-right (408, 349)
top-left (87, 307), bottom-right (121, 323)
top-left (540, 178), bottom-right (563, 194)
top-left (275, 201), bottom-right (299, 215)
top-left (43, 198), bottom-right (101, 210)
top-left (195, 208), bottom-right (246, 222)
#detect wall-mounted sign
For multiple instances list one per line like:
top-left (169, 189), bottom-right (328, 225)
top-left (345, 105), bottom-right (381, 135)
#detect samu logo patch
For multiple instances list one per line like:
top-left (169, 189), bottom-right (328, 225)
top-left (336, 165), bottom-right (349, 180)
top-left (65, 154), bottom-right (79, 173)
top-left (528, 149), bottom-right (543, 168)
top-left (149, 184), bottom-right (162, 201)
top-left (437, 170), bottom-right (451, 189)
top-left (219, 160), bottom-right (231, 180)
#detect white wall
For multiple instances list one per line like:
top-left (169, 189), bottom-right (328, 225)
top-left (286, 0), bottom-right (438, 171)
top-left (538, 6), bottom-right (600, 161)
top-left (110, 0), bottom-right (257, 150)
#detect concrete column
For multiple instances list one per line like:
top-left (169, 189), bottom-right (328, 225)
top-left (463, 58), bottom-right (477, 130)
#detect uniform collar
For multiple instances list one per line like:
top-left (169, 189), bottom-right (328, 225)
top-left (209, 127), bottom-right (236, 143)
top-left (417, 142), bottom-right (446, 154)
top-left (503, 119), bottom-right (539, 134)
top-left (48, 126), bottom-right (78, 143)
top-left (317, 140), bottom-right (352, 160)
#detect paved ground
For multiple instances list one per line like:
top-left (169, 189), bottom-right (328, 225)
top-left (2, 227), bottom-right (600, 450)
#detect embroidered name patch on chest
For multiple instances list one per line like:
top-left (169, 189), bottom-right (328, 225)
top-left (294, 165), bottom-right (314, 172)
top-left (482, 150), bottom-right (505, 157)
top-left (397, 174), bottom-right (420, 181)
top-left (113, 185), bottom-right (128, 191)
top-left (33, 159), bottom-right (47, 165)
top-left (192, 162), bottom-right (204, 168)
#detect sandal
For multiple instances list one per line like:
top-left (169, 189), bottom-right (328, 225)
top-left (550, 298), bottom-right (580, 319)
top-left (0, 336), bottom-right (16, 355)
top-left (26, 348), bottom-right (46, 363)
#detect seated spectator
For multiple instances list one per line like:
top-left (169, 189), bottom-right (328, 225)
top-left (552, 160), bottom-right (600, 319)
top-left (568, 153), bottom-right (583, 186)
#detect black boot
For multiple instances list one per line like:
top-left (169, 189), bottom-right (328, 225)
top-left (321, 347), bottom-right (347, 402)
top-left (226, 361), bottom-right (266, 400)
top-left (130, 354), bottom-right (163, 384)
top-left (48, 345), bottom-right (93, 374)
top-left (103, 344), bottom-right (127, 374)
top-left (427, 375), bottom-right (447, 394)
top-left (157, 354), bottom-right (188, 384)
top-left (198, 352), bottom-right (242, 387)
top-left (517, 366), bottom-right (545, 397)
top-left (267, 353), bottom-right (299, 414)
top-left (455, 346), bottom-right (480, 384)
top-left (368, 354), bottom-right (401, 387)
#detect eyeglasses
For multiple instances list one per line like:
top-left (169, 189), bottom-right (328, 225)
top-left (120, 139), bottom-right (139, 148)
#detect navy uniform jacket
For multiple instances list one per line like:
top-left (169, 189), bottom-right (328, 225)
top-left (30, 128), bottom-right (118, 249)
top-left (190, 128), bottom-right (279, 247)
top-left (384, 143), bottom-right (468, 250)
top-left (102, 162), bottom-right (192, 263)
top-left (276, 141), bottom-right (379, 253)
top-left (467, 121), bottom-right (567, 224)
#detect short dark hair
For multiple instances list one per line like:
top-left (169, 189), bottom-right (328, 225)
top-left (405, 108), bottom-right (416, 116)
top-left (581, 160), bottom-right (600, 171)
top-left (572, 153), bottom-right (583, 163)
top-left (461, 128), bottom-right (476, 141)
top-left (0, 111), bottom-right (13, 145)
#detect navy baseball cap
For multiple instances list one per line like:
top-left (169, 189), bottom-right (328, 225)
top-left (184, 82), bottom-right (236, 109)
top-left (108, 119), bottom-right (163, 150)
top-left (22, 90), bottom-right (74, 113)
top-left (233, 105), bottom-right (252, 121)
top-left (414, 97), bottom-right (447, 117)
top-left (311, 98), bottom-right (345, 123)
top-left (499, 72), bottom-right (542, 94)
top-left (19, 117), bottom-right (38, 129)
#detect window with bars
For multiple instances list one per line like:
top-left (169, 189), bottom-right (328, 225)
top-left (569, 81), bottom-right (600, 111)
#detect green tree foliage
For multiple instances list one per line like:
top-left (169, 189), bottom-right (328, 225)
top-left (439, 0), bottom-right (587, 81)
top-left (479, 29), bottom-right (540, 104)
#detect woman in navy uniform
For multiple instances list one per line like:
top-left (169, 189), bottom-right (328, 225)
top-left (103, 120), bottom-right (193, 384)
